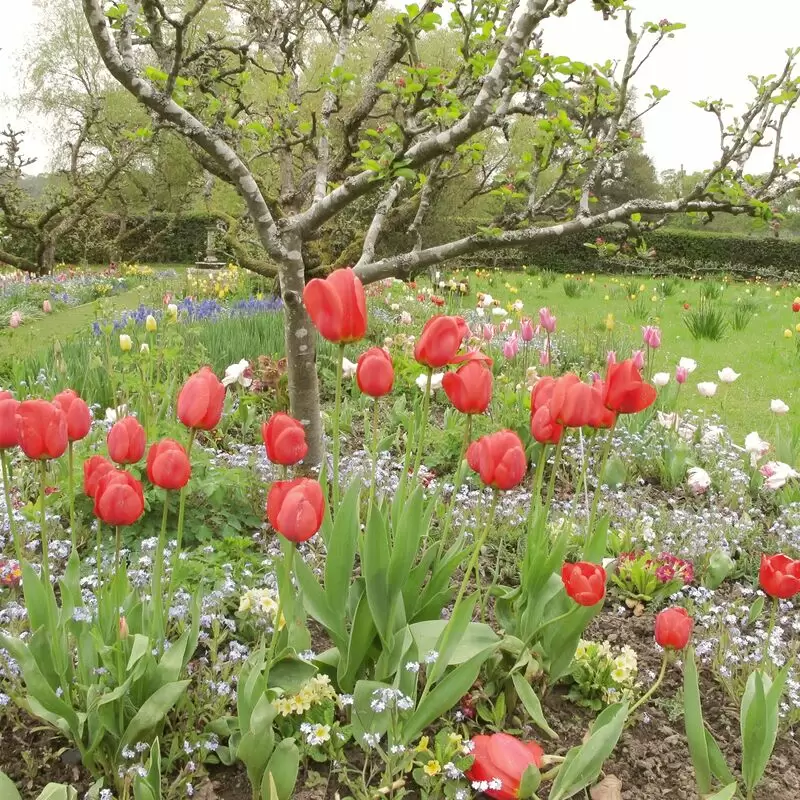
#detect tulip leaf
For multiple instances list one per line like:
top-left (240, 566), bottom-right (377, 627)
top-left (403, 644), bottom-right (498, 741)
top-left (0, 772), bottom-right (22, 800)
top-left (117, 679), bottom-right (190, 756)
top-left (705, 782), bottom-right (738, 800)
top-left (511, 672), bottom-right (558, 739)
top-left (362, 506), bottom-right (393, 648)
top-left (262, 738), bottom-right (300, 800)
top-left (547, 702), bottom-right (628, 800)
top-left (351, 680), bottom-right (393, 747)
top-left (705, 730), bottom-right (736, 787)
top-left (747, 595), bottom-right (765, 625)
top-left (683, 647), bottom-right (712, 795)
top-left (518, 763), bottom-right (541, 798)
top-left (409, 619), bottom-right (499, 675)
top-left (388, 485), bottom-right (425, 589)
top-left (424, 595), bottom-right (480, 687)
top-left (583, 513), bottom-right (609, 563)
top-left (293, 554), bottom-right (346, 648)
top-left (324, 479), bottom-right (361, 614)
top-left (338, 581), bottom-right (377, 692)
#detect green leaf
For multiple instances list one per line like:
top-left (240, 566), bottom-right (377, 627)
top-left (741, 666), bottom-right (787, 793)
top-left (547, 702), bottom-right (628, 800)
top-left (518, 763), bottom-right (541, 798)
top-left (262, 738), bottom-right (300, 800)
top-left (267, 657), bottom-right (318, 694)
top-left (133, 735), bottom-right (162, 800)
top-left (747, 595), bottom-right (765, 625)
top-left (351, 680), bottom-right (393, 747)
top-left (338, 582), bottom-right (377, 692)
top-left (683, 648), bottom-right (712, 795)
top-left (126, 634), bottom-right (150, 672)
top-left (36, 786), bottom-right (78, 800)
top-left (324, 480), bottom-right (361, 614)
top-left (706, 730), bottom-right (736, 787)
top-left (511, 672), bottom-right (557, 739)
top-left (403, 644), bottom-right (498, 741)
top-left (293, 555), bottom-right (345, 648)
top-left (425, 595), bottom-right (479, 686)
top-left (583, 514), bottom-right (609, 562)
top-left (705, 784), bottom-right (738, 800)
top-left (0, 772), bottom-right (21, 800)
top-left (118, 680), bottom-right (190, 756)
top-left (409, 619), bottom-right (499, 672)
top-left (362, 507), bottom-right (393, 648)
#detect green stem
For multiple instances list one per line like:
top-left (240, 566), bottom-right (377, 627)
top-left (332, 343), bottom-right (345, 509)
top-left (412, 367), bottom-right (433, 479)
top-left (67, 441), bottom-right (76, 550)
top-left (1, 449), bottom-right (22, 566)
top-left (628, 651), bottom-right (669, 716)
top-left (263, 542), bottom-right (295, 689)
top-left (39, 459), bottom-right (50, 586)
top-left (435, 415), bottom-right (474, 557)
top-left (152, 492), bottom-right (171, 649)
top-left (368, 398), bottom-right (381, 512)
top-left (114, 525), bottom-right (122, 575)
top-left (166, 430), bottom-right (196, 618)
top-left (527, 444), bottom-right (548, 529)
top-left (763, 597), bottom-right (778, 666)
top-left (586, 419), bottom-right (617, 542)
top-left (96, 520), bottom-right (103, 588)
top-left (419, 490), bottom-right (498, 708)
top-left (544, 438), bottom-right (563, 509)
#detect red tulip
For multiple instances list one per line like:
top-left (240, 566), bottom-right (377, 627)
top-left (531, 405), bottom-right (562, 444)
top-left (414, 315), bottom-right (470, 368)
top-left (302, 267), bottom-right (367, 344)
top-left (654, 607), bottom-right (693, 650)
top-left (793, 302), bottom-right (800, 313)
top-left (561, 382), bottom-right (616, 428)
top-left (561, 562), bottom-right (606, 606)
top-left (147, 439), bottom-right (191, 490)
top-left (442, 360), bottom-right (493, 415)
top-left (467, 430), bottom-right (527, 490)
top-left (356, 347), bottom-right (395, 398)
top-left (759, 553), bottom-right (800, 599)
top-left (15, 400), bottom-right (68, 460)
top-left (0, 395), bottom-right (19, 449)
top-left (603, 359), bottom-right (657, 414)
top-left (266, 478), bottom-right (325, 542)
top-left (107, 417), bottom-right (146, 465)
top-left (262, 412), bottom-right (308, 466)
top-left (94, 469), bottom-right (145, 526)
top-left (465, 733), bottom-right (544, 800)
top-left (177, 366), bottom-right (225, 430)
top-left (83, 455), bottom-right (115, 498)
top-left (52, 389), bottom-right (91, 442)
top-left (531, 376), bottom-right (557, 412)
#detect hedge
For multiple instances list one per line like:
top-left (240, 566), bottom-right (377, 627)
top-left (6, 211), bottom-right (800, 278)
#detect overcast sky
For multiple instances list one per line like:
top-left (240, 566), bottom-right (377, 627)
top-left (2, 0), bottom-right (799, 174)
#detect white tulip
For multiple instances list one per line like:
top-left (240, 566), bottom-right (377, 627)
top-left (400, 311), bottom-right (412, 325)
top-left (491, 307), bottom-right (507, 317)
top-left (697, 381), bottom-right (717, 398)
top-left (771, 399), bottom-right (790, 414)
top-left (687, 466), bottom-right (711, 494)
top-left (717, 367), bottom-right (740, 383)
top-left (222, 358), bottom-right (252, 387)
top-left (480, 294), bottom-right (494, 307)
top-left (341, 358), bottom-right (357, 379)
top-left (104, 404), bottom-right (127, 424)
top-left (760, 461), bottom-right (800, 490)
top-left (678, 357), bottom-right (698, 373)
top-left (415, 373), bottom-right (444, 392)
top-left (390, 303), bottom-right (400, 311)
top-left (476, 308), bottom-right (485, 317)
top-left (652, 372), bottom-right (670, 387)
top-left (744, 432), bottom-right (770, 466)
top-left (512, 300), bottom-right (524, 312)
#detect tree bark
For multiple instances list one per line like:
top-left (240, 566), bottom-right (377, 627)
top-left (280, 231), bottom-right (324, 467)
top-left (38, 239), bottom-right (56, 274)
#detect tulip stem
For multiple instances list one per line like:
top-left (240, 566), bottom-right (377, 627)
top-left (39, 459), bottom-right (50, 587)
top-left (67, 441), bottom-right (76, 550)
top-left (586, 419), bottom-right (617, 549)
top-left (628, 651), bottom-right (669, 717)
top-left (166, 429), bottom-right (196, 620)
top-left (544, 438), bottom-right (563, 509)
top-left (527, 445), bottom-right (548, 531)
top-left (152, 491), bottom-right (171, 649)
top-left (1, 449), bottom-right (22, 567)
top-left (369, 398), bottom-right (381, 512)
top-left (263, 541), bottom-right (295, 690)
top-left (332, 343), bottom-right (345, 510)
top-left (763, 597), bottom-right (778, 667)
top-left (114, 525), bottom-right (122, 575)
top-left (412, 367), bottom-right (433, 480)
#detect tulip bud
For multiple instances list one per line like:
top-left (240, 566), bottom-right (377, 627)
top-left (140, 343), bottom-right (150, 354)
top-left (9, 311), bottom-right (21, 329)
top-left (42, 300), bottom-right (52, 314)
top-left (654, 607), bottom-right (693, 650)
top-left (119, 334), bottom-right (133, 352)
top-left (145, 314), bottom-right (157, 332)
top-left (119, 616), bottom-right (129, 639)
top-left (166, 303), bottom-right (178, 320)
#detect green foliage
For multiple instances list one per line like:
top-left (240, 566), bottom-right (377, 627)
top-left (683, 300), bottom-right (729, 341)
top-left (562, 278), bottom-right (589, 298)
top-left (730, 298), bottom-right (758, 331)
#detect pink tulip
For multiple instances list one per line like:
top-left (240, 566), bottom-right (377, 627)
top-left (499, 320), bottom-right (510, 333)
top-left (503, 333), bottom-right (519, 360)
top-left (539, 349), bottom-right (550, 366)
top-left (606, 351), bottom-right (617, 367)
top-left (42, 300), bottom-right (52, 314)
top-left (642, 325), bottom-right (662, 349)
top-left (632, 349), bottom-right (645, 370)
top-left (539, 307), bottom-right (557, 334)
top-left (9, 312), bottom-right (21, 329)
top-left (520, 318), bottom-right (535, 342)
top-left (482, 324), bottom-right (495, 342)
top-left (675, 366), bottom-right (688, 384)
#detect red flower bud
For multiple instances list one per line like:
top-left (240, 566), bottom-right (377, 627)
top-left (266, 478), bottom-right (325, 542)
top-left (94, 469), bottom-right (145, 527)
top-left (52, 389), bottom-right (92, 442)
top-left (84, 455), bottom-right (115, 498)
top-left (467, 430), bottom-right (526, 490)
top-left (356, 347), bottom-right (395, 398)
top-left (442, 360), bottom-right (492, 415)
top-left (759, 553), bottom-right (800, 599)
top-left (15, 400), bottom-right (68, 460)
top-left (414, 315), bottom-right (470, 368)
top-left (107, 417), bottom-right (146, 465)
top-left (147, 439), bottom-right (191, 490)
top-left (0, 395), bottom-right (20, 449)
top-left (303, 267), bottom-right (367, 344)
top-left (562, 562), bottom-right (606, 606)
top-left (654, 607), bottom-right (693, 650)
top-left (465, 733), bottom-right (544, 800)
top-left (177, 366), bottom-right (225, 430)
top-left (603, 359), bottom-right (657, 414)
top-left (262, 412), bottom-right (309, 466)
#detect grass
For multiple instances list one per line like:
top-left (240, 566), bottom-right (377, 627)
top-left (420, 268), bottom-right (800, 442)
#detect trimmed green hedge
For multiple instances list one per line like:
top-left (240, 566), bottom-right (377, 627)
top-left (6, 211), bottom-right (800, 277)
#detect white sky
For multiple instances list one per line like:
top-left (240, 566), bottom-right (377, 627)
top-left (1, 0), bottom-right (799, 174)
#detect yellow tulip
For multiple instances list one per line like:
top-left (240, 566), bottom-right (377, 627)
top-left (119, 334), bottom-right (133, 352)
top-left (145, 314), bottom-right (157, 332)
top-left (784, 329), bottom-right (793, 338)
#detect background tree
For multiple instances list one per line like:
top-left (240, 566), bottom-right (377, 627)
top-left (78, 0), bottom-right (800, 462)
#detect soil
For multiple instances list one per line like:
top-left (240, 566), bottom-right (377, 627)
top-left (3, 607), bottom-right (799, 799)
